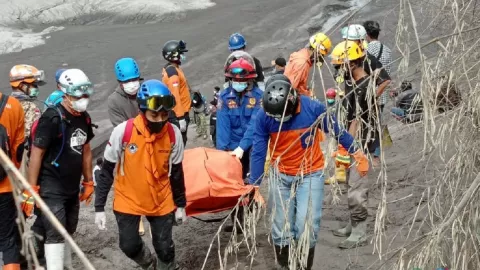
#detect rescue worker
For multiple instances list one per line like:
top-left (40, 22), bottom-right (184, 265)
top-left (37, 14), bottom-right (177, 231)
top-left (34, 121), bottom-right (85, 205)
top-left (227, 33), bottom-right (265, 90)
top-left (0, 93), bottom-right (25, 270)
top-left (271, 57), bottom-right (286, 74)
top-left (94, 79), bottom-right (187, 270)
top-left (24, 68), bottom-right (95, 270)
top-left (330, 41), bottom-right (380, 249)
top-left (109, 57), bottom-right (146, 236)
top-left (216, 58), bottom-right (263, 180)
top-left (108, 57), bottom-right (142, 127)
top-left (44, 68), bottom-right (66, 110)
top-left (284, 32), bottom-right (332, 97)
top-left (192, 91), bottom-right (208, 139)
top-left (248, 75), bottom-right (369, 269)
top-left (209, 87), bottom-right (220, 146)
top-left (162, 40), bottom-right (192, 146)
top-left (363, 20), bottom-right (393, 162)
top-left (390, 81), bottom-right (423, 123)
top-left (9, 65), bottom-right (42, 138)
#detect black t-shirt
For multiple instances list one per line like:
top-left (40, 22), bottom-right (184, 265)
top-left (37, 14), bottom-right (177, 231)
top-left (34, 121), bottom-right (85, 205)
top-left (344, 53), bottom-right (390, 94)
top-left (345, 77), bottom-right (379, 153)
top-left (33, 105), bottom-right (94, 198)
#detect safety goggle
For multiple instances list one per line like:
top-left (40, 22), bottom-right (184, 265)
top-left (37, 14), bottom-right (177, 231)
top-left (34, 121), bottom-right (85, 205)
top-left (145, 95), bottom-right (176, 112)
top-left (61, 83), bottom-right (94, 98)
top-left (231, 67), bottom-right (250, 77)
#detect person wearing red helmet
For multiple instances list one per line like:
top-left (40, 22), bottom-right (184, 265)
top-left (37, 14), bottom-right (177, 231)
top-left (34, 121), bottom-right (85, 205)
top-left (325, 88), bottom-right (337, 106)
top-left (216, 58), bottom-right (263, 179)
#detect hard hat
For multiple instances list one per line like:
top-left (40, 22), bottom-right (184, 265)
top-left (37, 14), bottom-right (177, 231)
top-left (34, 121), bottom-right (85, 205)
top-left (330, 41), bottom-right (365, 65)
top-left (309, 32), bottom-right (332, 55)
top-left (341, 24), bottom-right (367, 40)
top-left (9, 64), bottom-right (40, 88)
top-left (228, 33), bottom-right (247, 51)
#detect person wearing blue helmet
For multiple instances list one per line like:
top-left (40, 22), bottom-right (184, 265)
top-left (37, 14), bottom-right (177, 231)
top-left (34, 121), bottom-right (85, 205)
top-left (108, 57), bottom-right (143, 127)
top-left (95, 79), bottom-right (186, 270)
top-left (43, 69), bottom-right (66, 111)
top-left (227, 33), bottom-right (265, 90)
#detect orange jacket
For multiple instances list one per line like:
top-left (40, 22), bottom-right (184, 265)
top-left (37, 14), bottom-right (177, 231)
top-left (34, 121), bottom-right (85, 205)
top-left (162, 64), bottom-right (192, 118)
top-left (284, 48), bottom-right (312, 96)
top-left (113, 116), bottom-right (176, 216)
top-left (0, 94), bottom-right (25, 194)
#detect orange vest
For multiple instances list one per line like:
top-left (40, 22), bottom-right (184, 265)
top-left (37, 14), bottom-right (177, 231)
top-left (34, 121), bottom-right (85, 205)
top-left (113, 116), bottom-right (175, 216)
top-left (0, 94), bottom-right (25, 194)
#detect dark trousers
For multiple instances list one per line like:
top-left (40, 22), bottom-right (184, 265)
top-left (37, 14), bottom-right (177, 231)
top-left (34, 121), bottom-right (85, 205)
top-left (240, 148), bottom-right (251, 180)
top-left (41, 197), bottom-right (80, 243)
top-left (169, 113), bottom-right (190, 146)
top-left (0, 192), bottom-right (20, 264)
top-left (114, 211), bottom-right (175, 264)
top-left (31, 206), bottom-right (45, 258)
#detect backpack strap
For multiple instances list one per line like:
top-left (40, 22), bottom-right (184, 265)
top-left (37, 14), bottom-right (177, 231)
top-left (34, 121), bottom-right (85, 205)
top-left (120, 118), bottom-right (135, 176)
top-left (377, 43), bottom-right (384, 60)
top-left (0, 94), bottom-right (9, 118)
top-left (166, 122), bottom-right (176, 146)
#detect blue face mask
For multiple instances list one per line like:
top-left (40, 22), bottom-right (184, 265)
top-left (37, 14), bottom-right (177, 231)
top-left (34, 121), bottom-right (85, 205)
top-left (327, 98), bottom-right (335, 105)
top-left (232, 81), bottom-right (248, 92)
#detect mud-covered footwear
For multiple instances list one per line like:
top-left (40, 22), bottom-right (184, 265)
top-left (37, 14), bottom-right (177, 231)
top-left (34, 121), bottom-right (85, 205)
top-left (333, 221), bottom-right (352, 237)
top-left (132, 243), bottom-right (156, 269)
top-left (156, 258), bottom-right (175, 270)
top-left (338, 221), bottom-right (368, 249)
top-left (274, 245), bottom-right (289, 270)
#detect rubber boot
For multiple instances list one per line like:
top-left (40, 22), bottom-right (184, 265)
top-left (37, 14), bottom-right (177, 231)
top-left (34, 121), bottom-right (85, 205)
top-left (338, 220), bottom-right (368, 249)
top-left (325, 165), bottom-right (347, 185)
top-left (306, 247), bottom-right (315, 270)
top-left (3, 264), bottom-right (20, 270)
top-left (274, 245), bottom-right (289, 270)
top-left (332, 221), bottom-right (352, 237)
top-left (64, 242), bottom-right (73, 270)
top-left (132, 243), bottom-right (156, 269)
top-left (156, 258), bottom-right (175, 270)
top-left (44, 243), bottom-right (65, 270)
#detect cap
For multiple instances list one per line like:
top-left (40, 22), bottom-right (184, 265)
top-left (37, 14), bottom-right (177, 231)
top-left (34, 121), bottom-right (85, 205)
top-left (274, 57), bottom-right (286, 67)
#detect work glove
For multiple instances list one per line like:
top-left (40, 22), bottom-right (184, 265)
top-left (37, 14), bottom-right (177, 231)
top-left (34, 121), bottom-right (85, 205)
top-left (79, 180), bottom-right (95, 205)
top-left (331, 144), bottom-right (351, 167)
top-left (95, 212), bottom-right (106, 230)
top-left (230, 147), bottom-right (244, 159)
top-left (175, 207), bottom-right (187, 225)
top-left (352, 150), bottom-right (369, 177)
top-left (179, 119), bottom-right (187, 132)
top-left (21, 186), bottom-right (40, 217)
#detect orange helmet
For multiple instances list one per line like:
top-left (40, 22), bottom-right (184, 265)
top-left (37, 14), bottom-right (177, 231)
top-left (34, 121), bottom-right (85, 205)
top-left (9, 64), bottom-right (40, 88)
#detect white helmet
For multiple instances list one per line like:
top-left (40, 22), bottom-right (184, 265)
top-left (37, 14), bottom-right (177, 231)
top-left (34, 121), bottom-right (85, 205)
top-left (341, 24), bottom-right (367, 40)
top-left (58, 69), bottom-right (93, 97)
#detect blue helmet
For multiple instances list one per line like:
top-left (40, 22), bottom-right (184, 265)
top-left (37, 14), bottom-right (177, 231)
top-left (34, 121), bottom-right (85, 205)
top-left (55, 69), bottom-right (67, 83)
top-left (114, 58), bottom-right (141, 82)
top-left (228, 33), bottom-right (247, 51)
top-left (137, 79), bottom-right (176, 112)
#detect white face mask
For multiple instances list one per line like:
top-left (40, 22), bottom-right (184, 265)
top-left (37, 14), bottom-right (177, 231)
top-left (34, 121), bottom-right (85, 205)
top-left (122, 81), bottom-right (140, 95)
top-left (71, 98), bottom-right (89, 112)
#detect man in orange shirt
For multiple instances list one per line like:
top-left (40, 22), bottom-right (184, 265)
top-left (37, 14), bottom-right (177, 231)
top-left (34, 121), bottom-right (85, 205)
top-left (162, 40), bottom-right (192, 146)
top-left (95, 80), bottom-right (186, 270)
top-left (284, 32), bottom-right (332, 97)
top-left (0, 93), bottom-right (25, 270)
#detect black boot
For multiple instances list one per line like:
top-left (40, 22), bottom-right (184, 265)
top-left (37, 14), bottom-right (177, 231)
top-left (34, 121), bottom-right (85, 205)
top-left (132, 243), bottom-right (156, 269)
top-left (274, 245), bottom-right (289, 270)
top-left (306, 247), bottom-right (315, 270)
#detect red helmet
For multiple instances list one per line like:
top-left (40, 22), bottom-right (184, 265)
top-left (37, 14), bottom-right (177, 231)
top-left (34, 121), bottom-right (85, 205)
top-left (326, 88), bottom-right (336, 99)
top-left (225, 58), bottom-right (257, 79)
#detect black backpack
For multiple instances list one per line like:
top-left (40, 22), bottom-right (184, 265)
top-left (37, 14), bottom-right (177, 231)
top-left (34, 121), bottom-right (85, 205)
top-left (0, 94), bottom-right (11, 182)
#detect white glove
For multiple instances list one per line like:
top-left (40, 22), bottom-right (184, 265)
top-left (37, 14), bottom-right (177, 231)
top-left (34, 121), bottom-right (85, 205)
top-left (179, 119), bottom-right (187, 132)
top-left (175, 207), bottom-right (187, 225)
top-left (223, 82), bottom-right (229, 90)
top-left (95, 212), bottom-right (106, 230)
top-left (230, 147), bottom-right (244, 159)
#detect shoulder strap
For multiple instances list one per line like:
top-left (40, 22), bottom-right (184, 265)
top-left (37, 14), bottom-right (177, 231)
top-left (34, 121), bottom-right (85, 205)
top-left (377, 43), bottom-right (384, 60)
top-left (166, 122), bottom-right (176, 146)
top-left (122, 118), bottom-right (135, 149)
top-left (0, 94), bottom-right (9, 118)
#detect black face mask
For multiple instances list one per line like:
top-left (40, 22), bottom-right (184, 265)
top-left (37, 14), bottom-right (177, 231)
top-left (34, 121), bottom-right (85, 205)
top-left (147, 120), bottom-right (167, 134)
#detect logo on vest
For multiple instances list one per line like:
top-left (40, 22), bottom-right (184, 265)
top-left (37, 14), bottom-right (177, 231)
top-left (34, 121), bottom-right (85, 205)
top-left (128, 143), bottom-right (138, 154)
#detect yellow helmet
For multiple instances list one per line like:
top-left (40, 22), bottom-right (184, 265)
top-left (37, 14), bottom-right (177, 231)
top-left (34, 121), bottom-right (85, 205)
top-left (309, 32), bottom-right (332, 55)
top-left (9, 64), bottom-right (40, 88)
top-left (330, 41), bottom-right (365, 65)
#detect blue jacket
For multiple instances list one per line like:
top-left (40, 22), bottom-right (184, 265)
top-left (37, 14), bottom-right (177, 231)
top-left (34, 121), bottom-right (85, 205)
top-left (216, 86), bottom-right (263, 151)
top-left (249, 96), bottom-right (357, 185)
